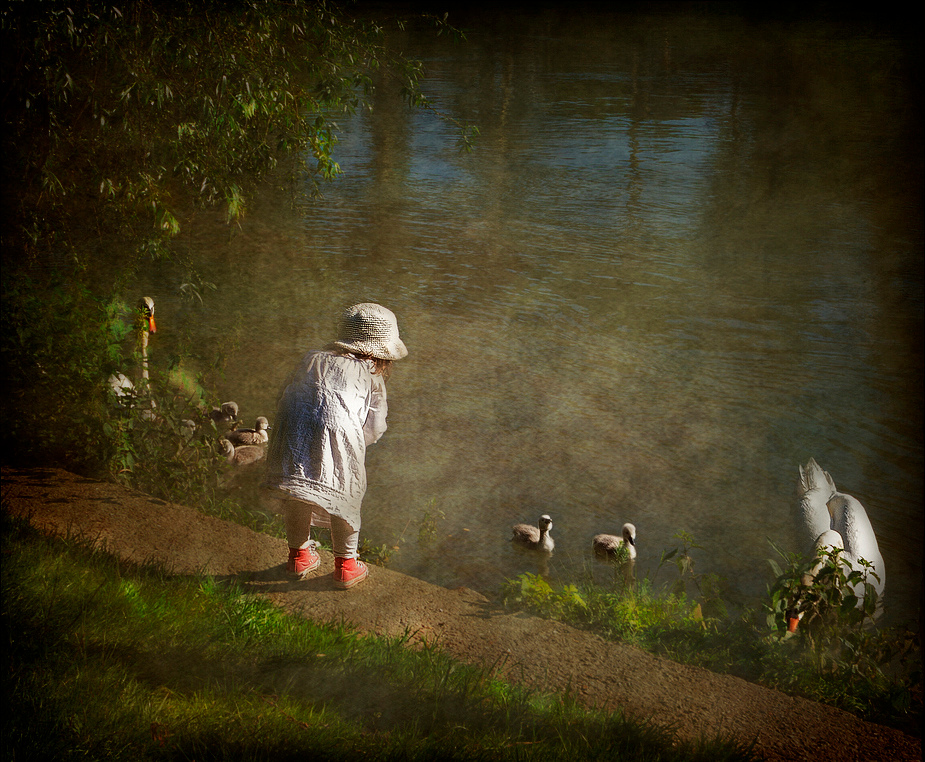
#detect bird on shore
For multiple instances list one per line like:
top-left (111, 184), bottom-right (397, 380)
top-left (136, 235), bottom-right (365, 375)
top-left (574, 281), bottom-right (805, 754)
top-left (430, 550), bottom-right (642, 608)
top-left (224, 416), bottom-right (270, 447)
top-left (511, 514), bottom-right (555, 554)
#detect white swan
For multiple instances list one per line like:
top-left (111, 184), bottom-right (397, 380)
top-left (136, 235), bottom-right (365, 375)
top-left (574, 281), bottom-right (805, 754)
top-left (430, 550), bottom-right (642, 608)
top-left (796, 458), bottom-right (885, 599)
top-left (108, 297), bottom-right (157, 419)
top-left (224, 416), bottom-right (270, 447)
top-left (510, 514), bottom-right (554, 554)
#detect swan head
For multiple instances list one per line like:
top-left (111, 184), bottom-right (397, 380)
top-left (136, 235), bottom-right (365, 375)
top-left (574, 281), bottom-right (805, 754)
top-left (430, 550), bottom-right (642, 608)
top-left (138, 296), bottom-right (156, 333)
top-left (538, 514), bottom-right (553, 533)
top-left (255, 416), bottom-right (270, 431)
top-left (622, 523), bottom-right (636, 546)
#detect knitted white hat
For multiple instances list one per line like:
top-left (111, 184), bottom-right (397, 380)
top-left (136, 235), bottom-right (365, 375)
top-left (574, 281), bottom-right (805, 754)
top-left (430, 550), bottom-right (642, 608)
top-left (332, 303), bottom-right (408, 361)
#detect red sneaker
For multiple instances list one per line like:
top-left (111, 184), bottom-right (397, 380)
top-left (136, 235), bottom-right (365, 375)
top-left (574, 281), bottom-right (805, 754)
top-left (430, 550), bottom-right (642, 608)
top-left (333, 557), bottom-right (368, 589)
top-left (287, 546), bottom-right (320, 577)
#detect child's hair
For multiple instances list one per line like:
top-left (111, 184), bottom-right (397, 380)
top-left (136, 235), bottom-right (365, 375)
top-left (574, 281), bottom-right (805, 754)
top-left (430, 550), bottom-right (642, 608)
top-left (367, 356), bottom-right (393, 380)
top-left (328, 346), bottom-right (393, 380)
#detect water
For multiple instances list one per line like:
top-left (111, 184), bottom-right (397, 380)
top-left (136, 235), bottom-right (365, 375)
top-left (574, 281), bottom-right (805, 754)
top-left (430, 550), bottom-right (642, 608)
top-left (156, 6), bottom-right (921, 624)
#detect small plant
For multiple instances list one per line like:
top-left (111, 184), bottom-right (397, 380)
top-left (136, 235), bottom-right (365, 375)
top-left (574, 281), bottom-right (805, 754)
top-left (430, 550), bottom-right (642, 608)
top-left (417, 499), bottom-right (447, 547)
top-left (766, 543), bottom-right (880, 650)
top-left (501, 573), bottom-right (589, 620)
top-left (763, 542), bottom-right (921, 726)
top-left (359, 538), bottom-right (396, 567)
top-left (500, 571), bottom-right (712, 652)
top-left (654, 531), bottom-right (728, 619)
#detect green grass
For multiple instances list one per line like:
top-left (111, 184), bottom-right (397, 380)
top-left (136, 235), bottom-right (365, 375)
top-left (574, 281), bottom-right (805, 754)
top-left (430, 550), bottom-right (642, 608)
top-left (2, 514), bottom-right (757, 762)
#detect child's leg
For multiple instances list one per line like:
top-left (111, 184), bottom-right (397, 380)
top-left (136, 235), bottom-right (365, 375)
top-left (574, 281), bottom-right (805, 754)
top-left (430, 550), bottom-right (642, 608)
top-left (330, 514), bottom-right (367, 588)
top-left (283, 499), bottom-right (315, 549)
top-left (329, 514), bottom-right (360, 559)
top-left (284, 500), bottom-right (320, 576)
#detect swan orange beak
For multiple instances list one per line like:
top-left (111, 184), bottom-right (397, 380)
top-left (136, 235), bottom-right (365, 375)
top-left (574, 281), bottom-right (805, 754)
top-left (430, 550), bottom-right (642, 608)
top-left (148, 316), bottom-right (157, 333)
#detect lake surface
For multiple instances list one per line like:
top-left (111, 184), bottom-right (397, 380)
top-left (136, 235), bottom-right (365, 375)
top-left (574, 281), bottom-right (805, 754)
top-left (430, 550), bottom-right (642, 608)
top-left (157, 6), bottom-right (922, 623)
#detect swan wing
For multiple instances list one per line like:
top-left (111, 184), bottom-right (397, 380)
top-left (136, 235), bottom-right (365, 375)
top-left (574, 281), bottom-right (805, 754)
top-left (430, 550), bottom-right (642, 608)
top-left (511, 524), bottom-right (539, 544)
top-left (797, 460), bottom-right (835, 552)
top-left (828, 491), bottom-right (885, 593)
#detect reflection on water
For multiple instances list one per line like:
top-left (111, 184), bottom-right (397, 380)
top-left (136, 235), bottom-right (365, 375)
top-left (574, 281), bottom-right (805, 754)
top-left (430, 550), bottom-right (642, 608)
top-left (161, 7), bottom-right (921, 623)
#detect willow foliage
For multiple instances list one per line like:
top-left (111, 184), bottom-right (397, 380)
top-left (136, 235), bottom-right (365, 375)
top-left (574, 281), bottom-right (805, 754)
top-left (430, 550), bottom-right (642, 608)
top-left (1, 0), bottom-right (466, 270)
top-left (0, 0), bottom-right (469, 475)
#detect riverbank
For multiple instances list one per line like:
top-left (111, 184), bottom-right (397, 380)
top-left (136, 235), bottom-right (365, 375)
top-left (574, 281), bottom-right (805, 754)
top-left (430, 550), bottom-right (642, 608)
top-left (2, 466), bottom-right (920, 762)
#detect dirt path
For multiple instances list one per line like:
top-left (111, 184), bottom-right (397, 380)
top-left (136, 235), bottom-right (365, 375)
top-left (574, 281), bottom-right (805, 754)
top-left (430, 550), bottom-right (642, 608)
top-left (2, 467), bottom-right (920, 762)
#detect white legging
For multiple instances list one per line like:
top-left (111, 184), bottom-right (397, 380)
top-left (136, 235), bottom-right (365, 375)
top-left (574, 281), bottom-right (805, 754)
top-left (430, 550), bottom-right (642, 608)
top-left (283, 499), bottom-right (359, 559)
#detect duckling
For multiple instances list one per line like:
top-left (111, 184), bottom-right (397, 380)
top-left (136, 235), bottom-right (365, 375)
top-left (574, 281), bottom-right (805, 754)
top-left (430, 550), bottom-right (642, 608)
top-left (511, 514), bottom-right (555, 554)
top-left (593, 522), bottom-right (637, 588)
top-left (209, 401), bottom-right (239, 431)
top-left (220, 438), bottom-right (266, 467)
top-left (592, 522), bottom-right (637, 564)
top-left (224, 416), bottom-right (270, 447)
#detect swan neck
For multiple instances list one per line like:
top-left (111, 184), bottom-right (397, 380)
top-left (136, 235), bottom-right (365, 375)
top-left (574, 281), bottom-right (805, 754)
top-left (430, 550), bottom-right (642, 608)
top-left (139, 328), bottom-right (150, 379)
